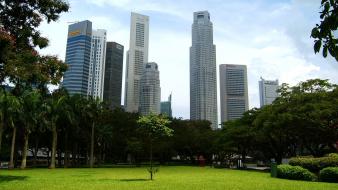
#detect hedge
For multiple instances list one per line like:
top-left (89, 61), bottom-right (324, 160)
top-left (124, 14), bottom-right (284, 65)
top-left (319, 167), bottom-right (338, 183)
top-left (277, 164), bottom-right (316, 181)
top-left (289, 154), bottom-right (338, 173)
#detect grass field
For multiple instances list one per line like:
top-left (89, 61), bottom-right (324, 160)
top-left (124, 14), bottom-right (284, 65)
top-left (0, 166), bottom-right (337, 190)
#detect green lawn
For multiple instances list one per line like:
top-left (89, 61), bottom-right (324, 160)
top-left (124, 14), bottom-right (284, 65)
top-left (0, 166), bottom-right (337, 190)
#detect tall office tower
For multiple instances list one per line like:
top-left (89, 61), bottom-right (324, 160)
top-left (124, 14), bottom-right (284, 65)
top-left (139, 62), bottom-right (161, 115)
top-left (190, 11), bottom-right (218, 129)
top-left (161, 94), bottom-right (172, 117)
top-left (124, 12), bottom-right (149, 112)
top-left (259, 77), bottom-right (279, 107)
top-left (219, 64), bottom-right (249, 123)
top-left (87, 29), bottom-right (107, 99)
top-left (103, 42), bottom-right (124, 109)
top-left (63, 20), bottom-right (92, 95)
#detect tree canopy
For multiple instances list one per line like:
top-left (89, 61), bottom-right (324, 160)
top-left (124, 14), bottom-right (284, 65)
top-left (312, 0), bottom-right (338, 61)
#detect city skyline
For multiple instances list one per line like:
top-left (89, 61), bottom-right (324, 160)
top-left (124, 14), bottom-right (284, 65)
top-left (39, 0), bottom-right (338, 119)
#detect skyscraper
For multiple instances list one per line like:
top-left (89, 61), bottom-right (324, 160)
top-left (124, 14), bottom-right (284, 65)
top-left (124, 12), bottom-right (149, 112)
top-left (87, 29), bottom-right (107, 99)
top-left (139, 62), bottom-right (161, 115)
top-left (259, 77), bottom-right (279, 107)
top-left (63, 20), bottom-right (92, 95)
top-left (190, 11), bottom-right (218, 129)
top-left (103, 42), bottom-right (124, 109)
top-left (219, 64), bottom-right (249, 123)
top-left (161, 94), bottom-right (172, 117)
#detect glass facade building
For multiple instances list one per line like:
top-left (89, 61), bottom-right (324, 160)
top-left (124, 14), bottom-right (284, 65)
top-left (103, 42), bottom-right (124, 109)
top-left (161, 94), bottom-right (172, 117)
top-left (63, 20), bottom-right (92, 95)
top-left (219, 64), bottom-right (249, 123)
top-left (259, 77), bottom-right (279, 107)
top-left (190, 11), bottom-right (218, 129)
top-left (139, 62), bottom-right (161, 115)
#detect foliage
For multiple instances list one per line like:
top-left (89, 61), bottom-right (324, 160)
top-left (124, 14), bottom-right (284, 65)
top-left (0, 0), bottom-right (69, 87)
top-left (137, 113), bottom-right (172, 180)
top-left (319, 167), bottom-right (338, 183)
top-left (289, 155), bottom-right (338, 173)
top-left (137, 114), bottom-right (173, 138)
top-left (277, 164), bottom-right (317, 181)
top-left (311, 0), bottom-right (338, 61)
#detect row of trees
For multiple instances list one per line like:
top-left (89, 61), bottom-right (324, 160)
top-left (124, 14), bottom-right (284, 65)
top-left (0, 88), bottom-right (106, 169)
top-left (0, 88), bottom-right (218, 168)
top-left (218, 79), bottom-right (338, 165)
top-left (1, 79), bottom-right (337, 168)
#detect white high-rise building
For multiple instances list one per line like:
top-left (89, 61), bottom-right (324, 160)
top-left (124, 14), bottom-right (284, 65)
top-left (88, 29), bottom-right (107, 99)
top-left (190, 11), bottom-right (218, 129)
top-left (125, 12), bottom-right (149, 112)
top-left (139, 62), bottom-right (161, 115)
top-left (219, 64), bottom-right (249, 123)
top-left (259, 77), bottom-right (279, 107)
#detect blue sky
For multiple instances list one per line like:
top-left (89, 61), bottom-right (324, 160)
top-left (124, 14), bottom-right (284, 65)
top-left (39, 0), bottom-right (338, 119)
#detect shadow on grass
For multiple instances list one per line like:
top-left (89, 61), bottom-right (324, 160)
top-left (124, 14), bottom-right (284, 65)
top-left (0, 175), bottom-right (28, 183)
top-left (118, 179), bottom-right (149, 182)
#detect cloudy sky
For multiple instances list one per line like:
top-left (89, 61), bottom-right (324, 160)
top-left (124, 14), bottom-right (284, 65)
top-left (39, 0), bottom-right (338, 119)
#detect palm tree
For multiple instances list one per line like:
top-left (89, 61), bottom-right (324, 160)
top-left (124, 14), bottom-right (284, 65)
top-left (20, 89), bottom-right (41, 169)
top-left (8, 93), bottom-right (22, 169)
top-left (0, 88), bottom-right (7, 155)
top-left (0, 88), bottom-right (21, 161)
top-left (43, 90), bottom-right (68, 169)
top-left (85, 96), bottom-right (103, 168)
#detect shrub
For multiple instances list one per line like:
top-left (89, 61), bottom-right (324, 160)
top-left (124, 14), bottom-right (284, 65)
top-left (277, 164), bottom-right (316, 181)
top-left (319, 167), bottom-right (338, 183)
top-left (289, 155), bottom-right (338, 173)
top-left (327, 153), bottom-right (338, 159)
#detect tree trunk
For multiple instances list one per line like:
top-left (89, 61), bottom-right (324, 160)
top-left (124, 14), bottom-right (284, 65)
top-left (241, 150), bottom-right (246, 168)
top-left (0, 124), bottom-right (3, 154)
top-left (64, 131), bottom-right (69, 168)
top-left (33, 139), bottom-right (39, 167)
top-left (50, 125), bottom-right (57, 169)
top-left (9, 127), bottom-right (17, 169)
top-left (58, 148), bottom-right (62, 168)
top-left (90, 122), bottom-right (95, 168)
top-left (20, 131), bottom-right (29, 169)
top-left (150, 139), bottom-right (153, 180)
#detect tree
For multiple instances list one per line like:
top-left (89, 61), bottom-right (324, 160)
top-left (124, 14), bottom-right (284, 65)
top-left (311, 0), bottom-right (338, 61)
top-left (0, 0), bottom-right (69, 87)
top-left (137, 114), bottom-right (173, 180)
top-left (7, 93), bottom-right (21, 169)
top-left (0, 88), bottom-right (21, 162)
top-left (20, 89), bottom-right (41, 169)
top-left (285, 79), bottom-right (338, 156)
top-left (85, 97), bottom-right (103, 168)
top-left (42, 90), bottom-right (68, 169)
top-left (220, 109), bottom-right (259, 168)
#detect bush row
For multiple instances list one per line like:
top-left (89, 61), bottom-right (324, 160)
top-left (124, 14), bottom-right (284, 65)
top-left (276, 165), bottom-right (316, 181)
top-left (319, 167), bottom-right (338, 183)
top-left (289, 153), bottom-right (338, 173)
top-left (277, 164), bottom-right (338, 183)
